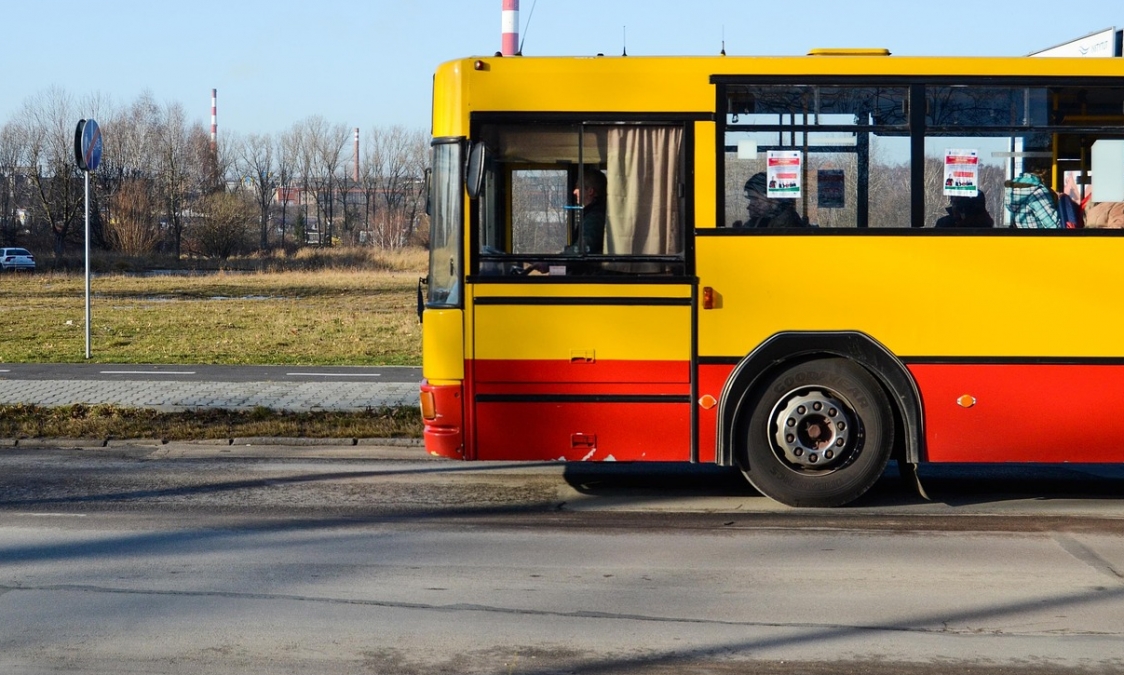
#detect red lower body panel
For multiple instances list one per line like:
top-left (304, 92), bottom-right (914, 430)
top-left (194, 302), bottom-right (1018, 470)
top-left (456, 359), bottom-right (1124, 465)
top-left (474, 400), bottom-right (691, 461)
top-left (471, 359), bottom-right (691, 462)
top-left (910, 363), bottom-right (1124, 463)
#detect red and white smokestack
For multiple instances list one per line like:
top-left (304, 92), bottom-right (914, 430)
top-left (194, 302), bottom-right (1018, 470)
top-left (210, 89), bottom-right (217, 148)
top-left (354, 128), bottom-right (360, 183)
top-left (501, 0), bottom-right (519, 55)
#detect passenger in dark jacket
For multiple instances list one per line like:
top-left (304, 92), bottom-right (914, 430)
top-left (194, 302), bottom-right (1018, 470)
top-left (734, 172), bottom-right (808, 228)
top-left (935, 190), bottom-right (994, 228)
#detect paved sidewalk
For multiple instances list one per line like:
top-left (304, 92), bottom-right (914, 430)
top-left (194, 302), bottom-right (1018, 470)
top-left (0, 378), bottom-right (419, 412)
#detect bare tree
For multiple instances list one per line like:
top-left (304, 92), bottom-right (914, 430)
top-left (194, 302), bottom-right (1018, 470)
top-left (357, 135), bottom-right (378, 245)
top-left (339, 129), bottom-right (361, 244)
top-left (298, 116), bottom-right (349, 246)
top-left (315, 120), bottom-right (351, 247)
top-left (209, 127), bottom-right (237, 194)
top-left (399, 127), bottom-right (429, 246)
top-left (364, 125), bottom-right (429, 248)
top-left (155, 102), bottom-right (212, 258)
top-left (98, 92), bottom-right (160, 250)
top-left (107, 91), bottom-right (162, 179)
top-left (288, 121), bottom-right (316, 243)
top-left (274, 130), bottom-right (297, 248)
top-left (15, 87), bottom-right (84, 258)
top-left (237, 132), bottom-right (276, 251)
top-left (0, 122), bottom-right (24, 246)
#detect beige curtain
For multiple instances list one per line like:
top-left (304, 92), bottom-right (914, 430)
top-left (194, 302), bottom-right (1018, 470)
top-left (604, 127), bottom-right (683, 258)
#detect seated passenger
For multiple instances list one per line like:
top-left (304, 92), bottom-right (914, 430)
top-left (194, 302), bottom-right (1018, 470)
top-left (733, 172), bottom-right (809, 228)
top-left (1084, 201), bottom-right (1124, 228)
top-left (935, 190), bottom-right (994, 228)
top-left (1005, 163), bottom-right (1061, 229)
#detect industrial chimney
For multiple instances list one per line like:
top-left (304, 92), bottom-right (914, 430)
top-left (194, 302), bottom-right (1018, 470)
top-left (210, 89), bottom-right (217, 149)
top-left (501, 0), bottom-right (519, 55)
top-left (354, 128), bottom-right (360, 183)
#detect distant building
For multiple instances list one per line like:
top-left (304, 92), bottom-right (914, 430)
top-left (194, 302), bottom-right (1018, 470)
top-left (1030, 28), bottom-right (1123, 57)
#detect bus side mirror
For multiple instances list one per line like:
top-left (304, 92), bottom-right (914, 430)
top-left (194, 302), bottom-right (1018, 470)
top-left (466, 141), bottom-right (489, 199)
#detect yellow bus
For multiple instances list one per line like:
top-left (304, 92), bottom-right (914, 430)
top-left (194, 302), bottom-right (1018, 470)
top-left (419, 49), bottom-right (1124, 507)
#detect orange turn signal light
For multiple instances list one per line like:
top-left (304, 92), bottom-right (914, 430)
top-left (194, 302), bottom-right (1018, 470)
top-left (420, 391), bottom-right (437, 420)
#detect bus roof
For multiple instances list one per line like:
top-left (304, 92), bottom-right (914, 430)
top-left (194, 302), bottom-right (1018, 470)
top-left (432, 53), bottom-right (1124, 135)
top-left (440, 51), bottom-right (1124, 78)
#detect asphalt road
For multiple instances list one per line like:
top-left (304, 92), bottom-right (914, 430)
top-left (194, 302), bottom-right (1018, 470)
top-left (2, 445), bottom-right (1124, 674)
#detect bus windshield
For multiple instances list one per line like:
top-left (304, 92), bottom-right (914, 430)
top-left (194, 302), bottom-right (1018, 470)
top-left (427, 139), bottom-right (463, 307)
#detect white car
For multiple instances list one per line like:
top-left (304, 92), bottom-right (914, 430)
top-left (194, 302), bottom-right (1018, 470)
top-left (0, 248), bottom-right (35, 271)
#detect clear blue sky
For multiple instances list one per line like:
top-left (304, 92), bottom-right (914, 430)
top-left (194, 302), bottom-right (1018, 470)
top-left (6, 0), bottom-right (1123, 137)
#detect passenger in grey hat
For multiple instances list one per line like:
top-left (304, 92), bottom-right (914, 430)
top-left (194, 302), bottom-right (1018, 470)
top-left (734, 172), bottom-right (807, 228)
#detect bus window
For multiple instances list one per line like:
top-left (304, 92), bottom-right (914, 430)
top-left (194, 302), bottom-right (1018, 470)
top-left (924, 85), bottom-right (1051, 228)
top-left (723, 84), bottom-right (911, 229)
top-left (920, 83), bottom-right (1124, 229)
top-left (921, 135), bottom-right (1010, 229)
top-left (473, 121), bottom-right (687, 276)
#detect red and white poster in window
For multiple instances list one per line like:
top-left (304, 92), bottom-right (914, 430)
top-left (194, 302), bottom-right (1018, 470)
top-left (767, 151), bottom-right (802, 198)
top-left (943, 149), bottom-right (979, 197)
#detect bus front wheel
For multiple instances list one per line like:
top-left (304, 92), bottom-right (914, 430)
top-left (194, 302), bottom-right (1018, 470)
top-left (740, 358), bottom-right (894, 507)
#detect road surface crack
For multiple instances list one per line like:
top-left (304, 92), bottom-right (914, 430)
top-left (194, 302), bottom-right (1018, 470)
top-left (1053, 534), bottom-right (1124, 584)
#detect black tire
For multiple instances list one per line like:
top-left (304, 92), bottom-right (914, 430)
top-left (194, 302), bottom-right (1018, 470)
top-left (740, 358), bottom-right (894, 507)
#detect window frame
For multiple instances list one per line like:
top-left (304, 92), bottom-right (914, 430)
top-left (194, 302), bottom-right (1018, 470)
top-left (466, 112), bottom-right (700, 281)
top-left (713, 75), bottom-right (1124, 233)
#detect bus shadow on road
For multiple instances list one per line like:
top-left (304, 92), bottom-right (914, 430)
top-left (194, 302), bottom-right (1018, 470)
top-left (558, 461), bottom-right (928, 509)
top-left (561, 462), bottom-right (749, 494)
top-left (558, 461), bottom-right (1124, 511)
top-left (910, 463), bottom-right (1124, 506)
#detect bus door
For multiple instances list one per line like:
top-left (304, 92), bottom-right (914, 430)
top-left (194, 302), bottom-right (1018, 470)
top-left (467, 121), bottom-right (695, 462)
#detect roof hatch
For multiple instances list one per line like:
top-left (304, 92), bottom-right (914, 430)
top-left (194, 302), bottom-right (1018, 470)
top-left (807, 48), bottom-right (892, 56)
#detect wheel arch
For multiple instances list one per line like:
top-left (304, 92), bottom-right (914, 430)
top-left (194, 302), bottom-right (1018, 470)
top-left (715, 331), bottom-right (923, 468)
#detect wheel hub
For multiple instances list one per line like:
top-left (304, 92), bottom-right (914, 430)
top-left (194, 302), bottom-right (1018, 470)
top-left (771, 388), bottom-right (856, 470)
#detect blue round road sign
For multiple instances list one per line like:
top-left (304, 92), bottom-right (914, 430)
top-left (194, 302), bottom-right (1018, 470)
top-left (74, 119), bottom-right (102, 172)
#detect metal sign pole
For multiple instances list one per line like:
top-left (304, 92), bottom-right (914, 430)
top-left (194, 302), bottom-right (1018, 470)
top-left (75, 118), bottom-right (102, 360)
top-left (84, 170), bottom-right (91, 359)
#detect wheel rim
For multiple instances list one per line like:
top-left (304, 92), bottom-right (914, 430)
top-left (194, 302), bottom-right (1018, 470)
top-left (770, 386), bottom-right (860, 473)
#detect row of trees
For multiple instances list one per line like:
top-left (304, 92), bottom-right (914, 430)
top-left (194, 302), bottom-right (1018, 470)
top-left (0, 88), bottom-right (430, 260)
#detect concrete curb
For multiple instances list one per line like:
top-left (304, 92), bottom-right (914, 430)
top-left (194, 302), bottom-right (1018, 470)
top-left (357, 437), bottom-right (423, 447)
top-left (11, 438), bottom-right (108, 448)
top-left (106, 439), bottom-right (166, 447)
top-left (231, 437), bottom-right (358, 446)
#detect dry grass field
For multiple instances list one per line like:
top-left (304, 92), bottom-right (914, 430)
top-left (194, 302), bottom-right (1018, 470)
top-left (0, 247), bottom-right (425, 366)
